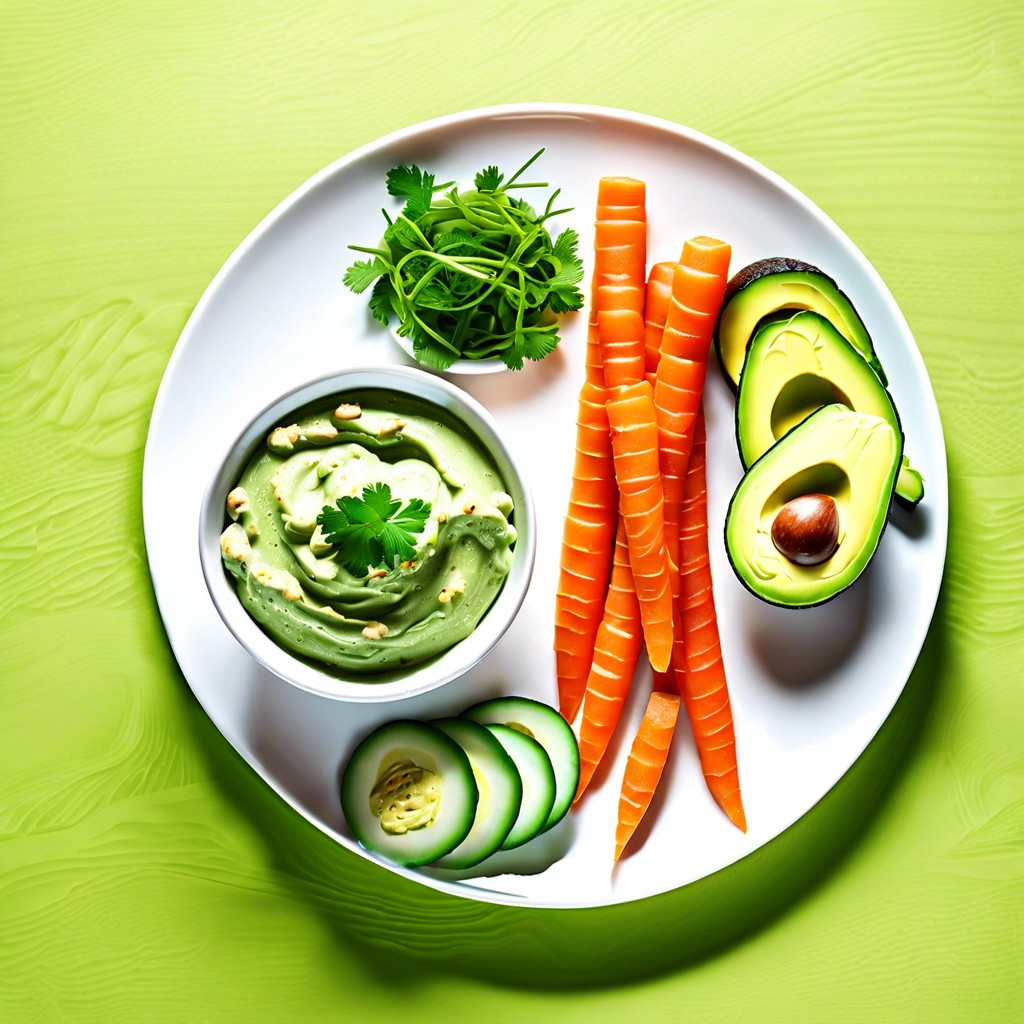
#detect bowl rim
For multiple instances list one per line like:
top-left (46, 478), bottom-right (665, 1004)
top-left (197, 364), bottom-right (537, 702)
top-left (389, 326), bottom-right (507, 375)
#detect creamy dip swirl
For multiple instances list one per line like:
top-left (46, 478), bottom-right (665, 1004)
top-left (220, 390), bottom-right (517, 675)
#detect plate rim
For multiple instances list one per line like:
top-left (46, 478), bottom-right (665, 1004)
top-left (142, 102), bottom-right (948, 910)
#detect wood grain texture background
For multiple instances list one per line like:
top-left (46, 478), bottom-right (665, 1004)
top-left (1, 0), bottom-right (1021, 1020)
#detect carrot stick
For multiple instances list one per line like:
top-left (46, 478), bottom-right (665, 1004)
top-left (596, 188), bottom-right (646, 222)
top-left (644, 262), bottom-right (676, 383)
top-left (597, 308), bottom-right (645, 391)
top-left (555, 179), bottom-right (645, 723)
top-left (574, 518), bottom-right (644, 801)
top-left (555, 381), bottom-right (619, 724)
top-left (673, 407), bottom-right (746, 832)
top-left (594, 176), bottom-right (648, 225)
top-left (585, 178), bottom-right (646, 386)
top-left (591, 219), bottom-right (647, 286)
top-left (605, 380), bottom-right (674, 673)
top-left (654, 237), bottom-right (731, 586)
top-left (614, 691), bottom-right (680, 861)
top-left (576, 247), bottom-right (669, 778)
top-left (590, 196), bottom-right (670, 674)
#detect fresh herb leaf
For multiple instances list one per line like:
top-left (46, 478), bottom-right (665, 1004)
top-left (415, 276), bottom-right (457, 310)
top-left (381, 497), bottom-right (431, 564)
top-left (474, 165), bottom-right (503, 191)
top-left (508, 196), bottom-right (539, 223)
top-left (432, 228), bottom-right (481, 256)
top-left (383, 216), bottom-right (426, 255)
top-left (548, 285), bottom-right (584, 314)
top-left (552, 228), bottom-right (583, 273)
top-left (385, 165), bottom-right (436, 220)
top-left (343, 257), bottom-right (387, 294)
top-left (545, 228), bottom-right (585, 312)
top-left (368, 277), bottom-right (395, 326)
top-left (347, 150), bottom-right (581, 370)
top-left (317, 482), bottom-right (431, 577)
top-left (411, 324), bottom-right (460, 370)
top-left (504, 327), bottom-right (560, 371)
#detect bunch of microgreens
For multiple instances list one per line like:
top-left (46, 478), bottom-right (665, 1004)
top-left (343, 149), bottom-right (584, 371)
top-left (317, 483), bottom-right (430, 577)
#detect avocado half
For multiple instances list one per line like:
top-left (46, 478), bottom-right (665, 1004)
top-left (714, 257), bottom-right (886, 392)
top-left (735, 311), bottom-right (924, 508)
top-left (725, 404), bottom-right (902, 608)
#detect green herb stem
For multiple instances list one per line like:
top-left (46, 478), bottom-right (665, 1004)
top-left (344, 148), bottom-right (582, 370)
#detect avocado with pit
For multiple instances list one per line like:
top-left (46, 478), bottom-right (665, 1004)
top-left (735, 311), bottom-right (924, 508)
top-left (725, 404), bottom-right (902, 608)
top-left (714, 257), bottom-right (886, 391)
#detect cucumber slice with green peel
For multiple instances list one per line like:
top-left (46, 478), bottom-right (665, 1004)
top-left (482, 724), bottom-right (556, 850)
top-left (340, 721), bottom-right (478, 867)
top-left (462, 696), bottom-right (580, 832)
top-left (429, 718), bottom-right (523, 869)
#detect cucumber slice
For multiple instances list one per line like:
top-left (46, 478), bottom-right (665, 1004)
top-left (340, 721), bottom-right (477, 867)
top-left (462, 697), bottom-right (580, 831)
top-left (430, 718), bottom-right (523, 869)
top-left (482, 724), bottom-right (555, 850)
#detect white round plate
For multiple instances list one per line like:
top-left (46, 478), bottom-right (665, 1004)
top-left (143, 104), bottom-right (947, 909)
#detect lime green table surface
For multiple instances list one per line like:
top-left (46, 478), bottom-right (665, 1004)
top-left (3, 1), bottom-right (1022, 1020)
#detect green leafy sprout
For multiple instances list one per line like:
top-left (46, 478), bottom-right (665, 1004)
top-left (317, 482), bottom-right (431, 577)
top-left (343, 149), bottom-right (584, 371)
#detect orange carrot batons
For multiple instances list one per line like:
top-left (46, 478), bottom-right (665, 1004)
top-left (595, 176), bottom-right (647, 217)
top-left (606, 380), bottom-right (674, 673)
top-left (591, 220), bottom-right (648, 286)
top-left (654, 238), bottom-right (732, 580)
top-left (669, 237), bottom-right (731, 339)
top-left (597, 308), bottom-right (645, 391)
top-left (595, 175), bottom-right (647, 222)
top-left (675, 409), bottom-right (746, 832)
top-left (585, 178), bottom-right (646, 383)
top-left (614, 691), bottom-right (681, 861)
top-left (574, 519), bottom-right (644, 800)
top-left (556, 180), bottom-right (645, 722)
top-left (587, 220), bottom-right (647, 379)
top-left (644, 262), bottom-right (676, 381)
top-left (678, 234), bottom-right (733, 276)
top-left (555, 381), bottom-right (619, 724)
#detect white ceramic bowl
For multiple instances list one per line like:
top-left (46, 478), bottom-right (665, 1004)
top-left (198, 365), bottom-right (536, 702)
top-left (390, 327), bottom-right (507, 375)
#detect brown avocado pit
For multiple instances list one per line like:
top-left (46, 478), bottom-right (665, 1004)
top-left (770, 493), bottom-right (840, 566)
top-left (724, 404), bottom-right (902, 608)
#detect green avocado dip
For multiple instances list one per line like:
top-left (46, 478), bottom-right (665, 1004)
top-left (219, 390), bottom-right (517, 676)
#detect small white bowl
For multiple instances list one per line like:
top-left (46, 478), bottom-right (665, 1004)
top-left (390, 327), bottom-right (508, 376)
top-left (198, 365), bottom-right (536, 702)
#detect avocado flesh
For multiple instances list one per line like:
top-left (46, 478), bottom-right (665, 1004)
top-left (895, 457), bottom-right (924, 508)
top-left (715, 258), bottom-right (885, 391)
top-left (725, 404), bottom-right (901, 608)
top-left (735, 312), bottom-right (923, 506)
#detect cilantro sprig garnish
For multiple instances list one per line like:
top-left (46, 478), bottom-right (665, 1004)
top-left (317, 483), bottom-right (431, 577)
top-left (343, 149), bottom-right (584, 371)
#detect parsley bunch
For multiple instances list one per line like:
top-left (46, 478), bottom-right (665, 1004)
top-left (317, 483), bottom-right (431, 577)
top-left (344, 150), bottom-right (584, 371)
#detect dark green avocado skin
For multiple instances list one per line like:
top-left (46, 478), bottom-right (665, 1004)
top-left (713, 257), bottom-right (888, 392)
top-left (723, 256), bottom-right (821, 300)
